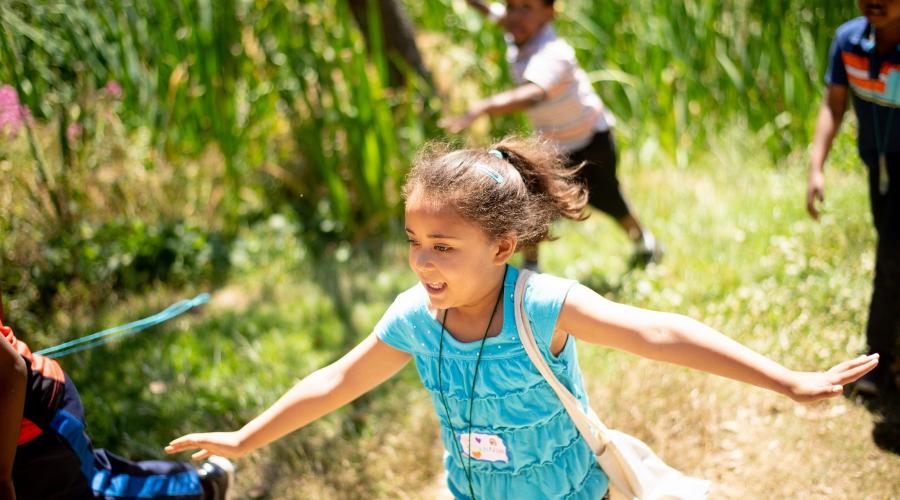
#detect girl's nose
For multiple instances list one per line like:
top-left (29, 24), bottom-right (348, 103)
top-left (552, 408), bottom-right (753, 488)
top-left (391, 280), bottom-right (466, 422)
top-left (413, 251), bottom-right (434, 272)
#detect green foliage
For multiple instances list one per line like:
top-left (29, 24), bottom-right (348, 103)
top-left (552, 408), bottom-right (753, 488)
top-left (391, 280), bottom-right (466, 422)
top-left (0, 0), bottom-right (434, 328)
top-left (410, 0), bottom-right (857, 163)
top-left (0, 0), bottom-right (433, 247)
top-left (247, 0), bottom-right (434, 248)
top-left (63, 132), bottom-right (900, 497)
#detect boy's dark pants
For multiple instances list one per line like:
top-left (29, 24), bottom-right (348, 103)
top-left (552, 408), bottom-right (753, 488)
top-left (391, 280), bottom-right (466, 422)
top-left (566, 130), bottom-right (632, 220)
top-left (862, 151), bottom-right (900, 390)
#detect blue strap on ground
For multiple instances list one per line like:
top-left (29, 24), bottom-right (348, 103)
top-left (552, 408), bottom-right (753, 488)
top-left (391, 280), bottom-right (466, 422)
top-left (34, 293), bottom-right (209, 359)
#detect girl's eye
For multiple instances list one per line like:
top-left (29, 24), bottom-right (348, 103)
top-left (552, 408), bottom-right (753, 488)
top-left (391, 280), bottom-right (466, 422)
top-left (434, 244), bottom-right (451, 252)
top-left (407, 239), bottom-right (419, 246)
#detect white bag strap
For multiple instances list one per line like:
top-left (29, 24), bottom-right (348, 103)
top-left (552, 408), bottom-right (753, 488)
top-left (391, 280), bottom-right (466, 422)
top-left (513, 269), bottom-right (613, 455)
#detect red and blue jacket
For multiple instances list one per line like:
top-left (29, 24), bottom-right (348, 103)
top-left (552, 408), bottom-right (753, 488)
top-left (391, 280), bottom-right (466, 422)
top-left (1, 320), bottom-right (66, 447)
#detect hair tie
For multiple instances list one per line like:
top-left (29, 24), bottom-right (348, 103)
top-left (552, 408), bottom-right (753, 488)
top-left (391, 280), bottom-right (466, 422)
top-left (488, 149), bottom-right (506, 160)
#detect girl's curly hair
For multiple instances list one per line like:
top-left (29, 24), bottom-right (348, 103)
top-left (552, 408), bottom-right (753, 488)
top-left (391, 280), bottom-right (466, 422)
top-left (403, 136), bottom-right (588, 247)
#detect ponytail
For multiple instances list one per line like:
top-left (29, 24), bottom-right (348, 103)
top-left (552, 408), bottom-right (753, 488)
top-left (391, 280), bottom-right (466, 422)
top-left (490, 137), bottom-right (588, 224)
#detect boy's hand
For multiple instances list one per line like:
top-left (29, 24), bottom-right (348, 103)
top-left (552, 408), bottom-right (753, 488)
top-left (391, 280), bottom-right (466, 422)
top-left (166, 431), bottom-right (245, 461)
top-left (439, 113), bottom-right (477, 134)
top-left (785, 354), bottom-right (878, 403)
top-left (806, 168), bottom-right (825, 219)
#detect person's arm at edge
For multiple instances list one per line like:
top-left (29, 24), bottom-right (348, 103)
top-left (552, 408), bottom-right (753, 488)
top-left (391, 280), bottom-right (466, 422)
top-left (441, 83), bottom-right (545, 133)
top-left (0, 338), bottom-right (26, 500)
top-left (556, 284), bottom-right (878, 403)
top-left (807, 84), bottom-right (849, 219)
top-left (166, 333), bottom-right (411, 460)
top-left (465, 0), bottom-right (491, 17)
top-left (464, 0), bottom-right (507, 23)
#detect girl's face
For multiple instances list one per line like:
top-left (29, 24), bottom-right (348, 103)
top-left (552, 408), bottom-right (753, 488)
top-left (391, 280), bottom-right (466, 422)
top-left (404, 192), bottom-right (513, 312)
top-left (860, 0), bottom-right (900, 30)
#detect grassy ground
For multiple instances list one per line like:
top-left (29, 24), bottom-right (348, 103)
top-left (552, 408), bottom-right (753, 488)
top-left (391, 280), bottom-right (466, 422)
top-left (46, 123), bottom-right (900, 499)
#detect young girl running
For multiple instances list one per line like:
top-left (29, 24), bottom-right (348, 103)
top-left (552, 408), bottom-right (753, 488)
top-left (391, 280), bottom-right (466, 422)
top-left (166, 137), bottom-right (878, 499)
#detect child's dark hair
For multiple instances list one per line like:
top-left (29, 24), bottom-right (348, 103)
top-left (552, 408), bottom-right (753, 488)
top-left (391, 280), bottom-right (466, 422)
top-left (403, 136), bottom-right (587, 248)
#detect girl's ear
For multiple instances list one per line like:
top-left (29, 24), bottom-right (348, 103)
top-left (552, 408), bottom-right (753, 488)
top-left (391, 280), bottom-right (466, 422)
top-left (493, 233), bottom-right (518, 264)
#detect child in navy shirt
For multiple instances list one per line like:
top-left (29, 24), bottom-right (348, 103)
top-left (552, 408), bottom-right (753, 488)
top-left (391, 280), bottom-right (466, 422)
top-left (807, 0), bottom-right (900, 399)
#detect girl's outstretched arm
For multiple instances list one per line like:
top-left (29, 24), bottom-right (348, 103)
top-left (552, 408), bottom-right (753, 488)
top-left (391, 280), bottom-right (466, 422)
top-left (556, 284), bottom-right (878, 403)
top-left (165, 333), bottom-right (411, 460)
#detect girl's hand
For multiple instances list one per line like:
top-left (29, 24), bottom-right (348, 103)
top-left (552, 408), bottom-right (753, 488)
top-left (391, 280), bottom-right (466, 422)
top-left (785, 354), bottom-right (879, 403)
top-left (165, 431), bottom-right (245, 461)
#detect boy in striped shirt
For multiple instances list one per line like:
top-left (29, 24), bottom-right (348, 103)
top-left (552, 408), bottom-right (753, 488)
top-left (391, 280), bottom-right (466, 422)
top-left (442, 0), bottom-right (663, 270)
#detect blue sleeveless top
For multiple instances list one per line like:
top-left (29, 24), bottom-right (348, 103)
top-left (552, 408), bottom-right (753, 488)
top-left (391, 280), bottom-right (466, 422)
top-left (374, 266), bottom-right (609, 499)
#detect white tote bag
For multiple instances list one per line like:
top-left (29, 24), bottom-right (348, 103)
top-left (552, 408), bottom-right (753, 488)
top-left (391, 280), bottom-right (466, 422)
top-left (513, 270), bottom-right (711, 500)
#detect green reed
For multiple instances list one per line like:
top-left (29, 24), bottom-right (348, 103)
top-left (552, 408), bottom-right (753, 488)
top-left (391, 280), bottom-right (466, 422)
top-left (413, 0), bottom-right (857, 164)
top-left (0, 0), bottom-right (431, 247)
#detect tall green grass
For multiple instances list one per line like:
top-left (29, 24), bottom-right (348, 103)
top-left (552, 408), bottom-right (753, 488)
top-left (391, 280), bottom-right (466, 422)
top-left (1, 0), bottom-right (859, 245)
top-left (410, 0), bottom-right (857, 164)
top-left (0, 0), bottom-right (434, 327)
top-left (0, 0), bottom-right (432, 246)
top-left (64, 128), bottom-right (900, 498)
top-left (0, 0), bottom-right (867, 335)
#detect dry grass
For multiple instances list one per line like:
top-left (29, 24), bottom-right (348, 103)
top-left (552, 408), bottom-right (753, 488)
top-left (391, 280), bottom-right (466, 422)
top-left (210, 131), bottom-right (900, 498)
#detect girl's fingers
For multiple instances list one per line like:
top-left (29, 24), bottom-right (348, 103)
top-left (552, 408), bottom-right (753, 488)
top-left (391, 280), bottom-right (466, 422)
top-left (165, 434), bottom-right (209, 454)
top-left (831, 353), bottom-right (876, 372)
top-left (192, 449), bottom-right (211, 461)
top-left (169, 434), bottom-right (200, 447)
top-left (834, 357), bottom-right (879, 385)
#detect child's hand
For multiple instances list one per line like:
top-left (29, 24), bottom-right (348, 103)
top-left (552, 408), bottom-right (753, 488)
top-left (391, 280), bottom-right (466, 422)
top-left (165, 431), bottom-right (245, 460)
top-left (439, 113), bottom-right (476, 134)
top-left (785, 353), bottom-right (878, 402)
top-left (806, 168), bottom-right (825, 219)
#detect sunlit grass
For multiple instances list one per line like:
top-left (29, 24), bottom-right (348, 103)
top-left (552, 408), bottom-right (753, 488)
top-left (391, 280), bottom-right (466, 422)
top-left (56, 124), bottom-right (900, 498)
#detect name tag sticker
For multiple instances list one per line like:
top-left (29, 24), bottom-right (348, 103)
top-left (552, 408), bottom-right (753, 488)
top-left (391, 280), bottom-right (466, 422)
top-left (459, 432), bottom-right (509, 463)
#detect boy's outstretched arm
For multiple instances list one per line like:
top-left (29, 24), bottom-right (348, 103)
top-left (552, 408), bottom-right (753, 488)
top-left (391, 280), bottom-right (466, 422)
top-left (807, 84), bottom-right (849, 219)
top-left (464, 0), bottom-right (491, 17)
top-left (557, 284), bottom-right (878, 403)
top-left (165, 333), bottom-right (410, 460)
top-left (440, 83), bottom-right (545, 134)
top-left (0, 337), bottom-right (27, 500)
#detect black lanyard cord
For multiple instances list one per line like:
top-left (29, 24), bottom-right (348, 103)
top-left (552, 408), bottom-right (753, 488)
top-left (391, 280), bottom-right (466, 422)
top-left (436, 266), bottom-right (507, 500)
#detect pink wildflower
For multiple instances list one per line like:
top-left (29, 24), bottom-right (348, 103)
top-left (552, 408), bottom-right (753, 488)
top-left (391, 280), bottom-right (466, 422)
top-left (0, 84), bottom-right (31, 138)
top-left (66, 122), bottom-right (83, 142)
top-left (104, 80), bottom-right (123, 99)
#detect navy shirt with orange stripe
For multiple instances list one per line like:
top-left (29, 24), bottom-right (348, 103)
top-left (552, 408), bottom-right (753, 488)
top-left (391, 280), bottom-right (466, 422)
top-left (1, 320), bottom-right (65, 447)
top-left (827, 17), bottom-right (900, 158)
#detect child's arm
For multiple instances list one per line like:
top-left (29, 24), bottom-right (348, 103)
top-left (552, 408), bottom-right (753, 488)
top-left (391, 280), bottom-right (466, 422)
top-left (165, 333), bottom-right (411, 460)
top-left (464, 0), bottom-right (506, 23)
top-left (440, 83), bottom-right (545, 134)
top-left (807, 84), bottom-right (849, 219)
top-left (464, 0), bottom-right (491, 17)
top-left (557, 284), bottom-right (878, 403)
top-left (0, 337), bottom-right (27, 499)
